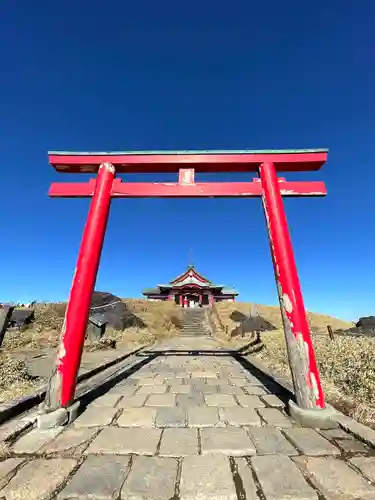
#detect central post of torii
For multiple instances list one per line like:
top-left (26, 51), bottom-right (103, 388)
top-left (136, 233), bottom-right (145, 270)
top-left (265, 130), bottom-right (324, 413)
top-left (42, 149), bottom-right (336, 430)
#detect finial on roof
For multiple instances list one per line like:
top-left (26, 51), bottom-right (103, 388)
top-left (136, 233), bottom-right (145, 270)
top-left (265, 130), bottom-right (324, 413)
top-left (188, 248), bottom-right (194, 268)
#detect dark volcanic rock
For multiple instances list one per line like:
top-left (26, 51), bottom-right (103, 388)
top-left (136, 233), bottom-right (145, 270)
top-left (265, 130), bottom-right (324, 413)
top-left (9, 309), bottom-right (35, 328)
top-left (230, 310), bottom-right (277, 337)
top-left (90, 291), bottom-right (146, 331)
top-left (356, 316), bottom-right (375, 328)
top-left (335, 325), bottom-right (375, 338)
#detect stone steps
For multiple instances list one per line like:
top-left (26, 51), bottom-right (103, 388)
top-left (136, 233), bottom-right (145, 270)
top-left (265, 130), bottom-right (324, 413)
top-left (180, 310), bottom-right (210, 337)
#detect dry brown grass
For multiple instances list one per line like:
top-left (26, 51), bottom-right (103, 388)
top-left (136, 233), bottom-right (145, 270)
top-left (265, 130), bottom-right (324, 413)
top-left (115, 299), bottom-right (183, 347)
top-left (3, 303), bottom-right (64, 350)
top-left (0, 353), bottom-right (42, 403)
top-left (252, 330), bottom-right (375, 429)
top-left (214, 301), bottom-right (353, 336)
top-left (211, 302), bottom-right (374, 429)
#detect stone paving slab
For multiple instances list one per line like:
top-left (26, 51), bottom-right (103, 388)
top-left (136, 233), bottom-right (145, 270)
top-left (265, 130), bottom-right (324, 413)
top-left (205, 394), bottom-right (238, 407)
top-left (168, 383), bottom-right (191, 393)
top-left (217, 384), bottom-right (244, 394)
top-left (159, 428), bottom-right (199, 456)
top-left (155, 408), bottom-right (186, 427)
top-left (0, 459), bottom-right (24, 490)
top-left (42, 427), bottom-right (99, 454)
top-left (260, 394), bottom-right (285, 408)
top-left (295, 456), bottom-right (375, 499)
top-left (121, 456), bottom-right (178, 500)
top-left (234, 458), bottom-right (258, 500)
top-left (180, 455), bottom-right (237, 500)
top-left (350, 456), bottom-right (375, 483)
top-left (136, 385), bottom-right (168, 395)
top-left (283, 428), bottom-right (341, 456)
top-left (236, 394), bottom-right (265, 408)
top-left (190, 381), bottom-right (219, 394)
top-left (85, 427), bottom-right (162, 455)
top-left (117, 408), bottom-right (157, 427)
top-left (1, 458), bottom-right (77, 500)
top-left (59, 455), bottom-right (130, 499)
top-left (200, 427), bottom-right (256, 456)
top-left (73, 407), bottom-right (118, 428)
top-left (116, 395), bottom-right (148, 408)
top-left (242, 385), bottom-right (268, 395)
top-left (247, 426), bottom-right (299, 456)
top-left (257, 407), bottom-right (293, 427)
top-left (107, 385), bottom-right (137, 396)
top-left (252, 455), bottom-right (318, 500)
top-left (336, 437), bottom-right (370, 453)
top-left (187, 407), bottom-right (221, 427)
top-left (176, 392), bottom-right (205, 409)
top-left (145, 394), bottom-right (176, 407)
top-left (12, 427), bottom-right (62, 454)
top-left (320, 428), bottom-right (353, 440)
top-left (91, 394), bottom-right (122, 407)
top-left (219, 407), bottom-right (261, 426)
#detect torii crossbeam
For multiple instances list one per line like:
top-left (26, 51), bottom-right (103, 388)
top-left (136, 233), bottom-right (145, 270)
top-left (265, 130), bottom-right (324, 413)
top-left (44, 149), bottom-right (329, 426)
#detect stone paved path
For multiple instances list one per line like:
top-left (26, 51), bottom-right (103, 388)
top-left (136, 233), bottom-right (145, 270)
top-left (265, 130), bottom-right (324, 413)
top-left (1, 337), bottom-right (375, 499)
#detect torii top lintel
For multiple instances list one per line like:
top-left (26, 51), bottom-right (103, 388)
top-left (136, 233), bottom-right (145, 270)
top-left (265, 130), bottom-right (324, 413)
top-left (49, 149), bottom-right (328, 174)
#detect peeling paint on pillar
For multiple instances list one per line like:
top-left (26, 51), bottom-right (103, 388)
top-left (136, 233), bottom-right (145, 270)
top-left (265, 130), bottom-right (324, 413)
top-left (282, 293), bottom-right (293, 314)
top-left (259, 161), bottom-right (325, 410)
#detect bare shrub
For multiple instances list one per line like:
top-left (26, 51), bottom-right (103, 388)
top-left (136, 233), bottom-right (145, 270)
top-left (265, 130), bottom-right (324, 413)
top-left (0, 353), bottom-right (41, 403)
top-left (251, 329), bottom-right (375, 428)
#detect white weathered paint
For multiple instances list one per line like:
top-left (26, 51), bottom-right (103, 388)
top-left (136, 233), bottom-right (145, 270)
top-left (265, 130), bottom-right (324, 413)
top-left (310, 372), bottom-right (321, 405)
top-left (99, 162), bottom-right (116, 174)
top-left (279, 189), bottom-right (297, 195)
top-left (283, 293), bottom-right (293, 313)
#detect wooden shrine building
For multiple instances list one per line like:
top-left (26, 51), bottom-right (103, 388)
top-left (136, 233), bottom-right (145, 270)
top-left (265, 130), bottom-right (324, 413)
top-left (142, 265), bottom-right (238, 307)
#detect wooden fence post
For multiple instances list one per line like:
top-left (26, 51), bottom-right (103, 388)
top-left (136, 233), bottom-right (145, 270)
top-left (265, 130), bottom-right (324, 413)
top-left (327, 325), bottom-right (334, 341)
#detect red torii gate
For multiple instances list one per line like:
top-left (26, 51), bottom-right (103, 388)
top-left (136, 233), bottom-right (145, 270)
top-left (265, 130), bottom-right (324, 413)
top-left (44, 149), bottom-right (331, 425)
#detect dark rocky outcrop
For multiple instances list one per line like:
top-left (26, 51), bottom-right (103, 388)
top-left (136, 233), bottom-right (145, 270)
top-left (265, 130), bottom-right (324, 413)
top-left (335, 316), bottom-right (375, 338)
top-left (356, 316), bottom-right (375, 329)
top-left (9, 309), bottom-right (35, 328)
top-left (89, 291), bottom-right (146, 330)
top-left (229, 310), bottom-right (277, 337)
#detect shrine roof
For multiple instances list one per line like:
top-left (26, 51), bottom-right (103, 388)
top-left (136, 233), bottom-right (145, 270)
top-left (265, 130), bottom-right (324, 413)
top-left (169, 264), bottom-right (211, 285)
top-left (158, 282), bottom-right (224, 289)
top-left (142, 264), bottom-right (238, 295)
top-left (49, 149), bottom-right (328, 174)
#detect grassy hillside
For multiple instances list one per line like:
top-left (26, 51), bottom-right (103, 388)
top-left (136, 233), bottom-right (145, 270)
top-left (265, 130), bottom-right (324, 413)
top-left (2, 299), bottom-right (183, 351)
top-left (213, 301), bottom-right (352, 337)
top-left (211, 302), bottom-right (374, 429)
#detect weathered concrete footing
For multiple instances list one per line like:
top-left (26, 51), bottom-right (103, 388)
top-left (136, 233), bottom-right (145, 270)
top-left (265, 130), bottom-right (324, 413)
top-left (288, 400), bottom-right (339, 429)
top-left (37, 402), bottom-right (82, 429)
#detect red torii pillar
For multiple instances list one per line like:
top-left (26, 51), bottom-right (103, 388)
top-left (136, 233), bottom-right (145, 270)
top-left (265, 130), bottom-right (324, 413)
top-left (44, 150), bottom-right (334, 427)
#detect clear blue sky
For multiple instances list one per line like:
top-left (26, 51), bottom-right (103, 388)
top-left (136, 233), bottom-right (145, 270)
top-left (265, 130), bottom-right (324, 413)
top-left (1, 1), bottom-right (374, 321)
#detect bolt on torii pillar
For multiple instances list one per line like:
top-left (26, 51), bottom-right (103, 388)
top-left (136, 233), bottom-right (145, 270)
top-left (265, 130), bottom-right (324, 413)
top-left (45, 149), bottom-right (333, 426)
